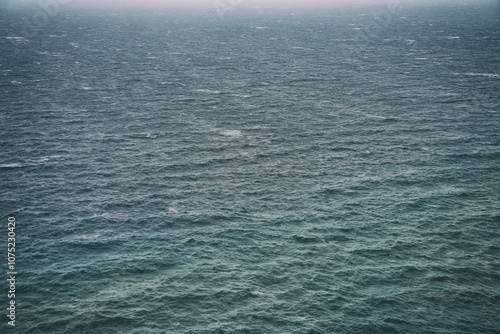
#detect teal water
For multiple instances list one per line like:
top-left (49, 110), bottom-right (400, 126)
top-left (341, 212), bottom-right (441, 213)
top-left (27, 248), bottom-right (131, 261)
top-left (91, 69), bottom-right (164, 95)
top-left (1, 2), bottom-right (499, 333)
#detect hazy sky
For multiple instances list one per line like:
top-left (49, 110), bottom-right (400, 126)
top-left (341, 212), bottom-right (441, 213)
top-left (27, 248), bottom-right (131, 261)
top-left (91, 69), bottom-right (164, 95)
top-left (11, 0), bottom-right (492, 9)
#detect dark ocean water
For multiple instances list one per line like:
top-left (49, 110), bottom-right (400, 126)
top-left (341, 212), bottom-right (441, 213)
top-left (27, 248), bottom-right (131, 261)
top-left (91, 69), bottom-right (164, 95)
top-left (1, 2), bottom-right (500, 333)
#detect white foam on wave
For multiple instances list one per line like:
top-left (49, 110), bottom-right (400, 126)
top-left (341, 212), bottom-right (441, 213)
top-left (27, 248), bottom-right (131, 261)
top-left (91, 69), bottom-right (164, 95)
top-left (5, 37), bottom-right (28, 43)
top-left (194, 89), bottom-right (221, 94)
top-left (464, 72), bottom-right (500, 78)
top-left (168, 207), bottom-right (179, 214)
top-left (221, 130), bottom-right (242, 137)
top-left (0, 163), bottom-right (23, 168)
top-left (74, 233), bottom-right (101, 240)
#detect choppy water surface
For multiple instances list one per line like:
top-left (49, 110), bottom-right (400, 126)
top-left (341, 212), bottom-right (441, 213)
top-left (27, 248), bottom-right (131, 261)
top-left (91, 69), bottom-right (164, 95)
top-left (1, 2), bottom-right (499, 333)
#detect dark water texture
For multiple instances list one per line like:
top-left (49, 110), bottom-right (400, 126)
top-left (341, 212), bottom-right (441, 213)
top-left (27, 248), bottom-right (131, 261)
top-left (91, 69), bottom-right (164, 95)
top-left (1, 2), bottom-right (499, 333)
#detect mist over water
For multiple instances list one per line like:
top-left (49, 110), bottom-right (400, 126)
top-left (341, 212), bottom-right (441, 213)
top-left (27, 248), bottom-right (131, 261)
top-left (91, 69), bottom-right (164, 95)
top-left (5, 0), bottom-right (495, 11)
top-left (1, 0), bottom-right (499, 333)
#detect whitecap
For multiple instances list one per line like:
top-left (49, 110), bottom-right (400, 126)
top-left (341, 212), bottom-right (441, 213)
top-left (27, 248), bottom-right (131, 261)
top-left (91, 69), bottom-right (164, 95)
top-left (0, 163), bottom-right (23, 168)
top-left (194, 89), bottom-right (221, 94)
top-left (5, 37), bottom-right (28, 42)
top-left (464, 73), bottom-right (499, 78)
top-left (291, 46), bottom-right (312, 50)
top-left (221, 130), bottom-right (242, 137)
top-left (74, 233), bottom-right (101, 240)
top-left (364, 114), bottom-right (386, 119)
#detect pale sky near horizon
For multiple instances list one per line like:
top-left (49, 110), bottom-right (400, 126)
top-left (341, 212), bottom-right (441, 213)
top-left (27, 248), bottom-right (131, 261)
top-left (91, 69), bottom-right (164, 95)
top-left (9, 0), bottom-right (494, 9)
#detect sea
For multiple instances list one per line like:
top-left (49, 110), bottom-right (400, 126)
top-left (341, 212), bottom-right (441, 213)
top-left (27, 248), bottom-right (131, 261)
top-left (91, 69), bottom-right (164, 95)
top-left (1, 1), bottom-right (499, 333)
